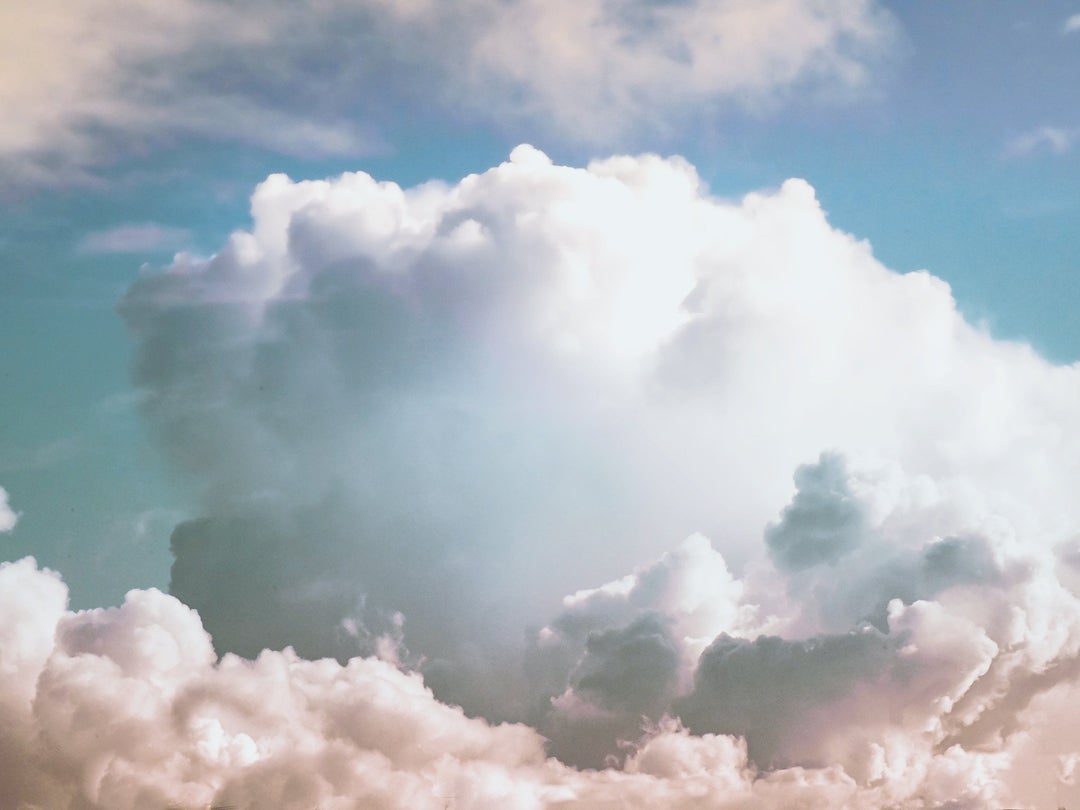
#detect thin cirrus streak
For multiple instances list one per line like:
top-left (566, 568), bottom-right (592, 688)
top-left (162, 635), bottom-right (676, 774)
top-left (4, 146), bottom-right (1080, 808)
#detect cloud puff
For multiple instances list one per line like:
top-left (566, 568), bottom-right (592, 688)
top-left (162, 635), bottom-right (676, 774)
top-left (1064, 13), bottom-right (1080, 34)
top-left (765, 452), bottom-right (869, 572)
top-left (526, 533), bottom-right (757, 765)
top-left (109, 147), bottom-right (1080, 806)
top-left (1, 0), bottom-right (895, 186)
top-left (0, 557), bottom-right (546, 810)
top-left (0, 485), bottom-right (17, 532)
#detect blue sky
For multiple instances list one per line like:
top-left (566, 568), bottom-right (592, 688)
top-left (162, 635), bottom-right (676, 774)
top-left (2, 3), bottom-right (1080, 807)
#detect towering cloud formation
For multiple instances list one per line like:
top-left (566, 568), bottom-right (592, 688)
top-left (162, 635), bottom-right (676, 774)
top-left (6, 146), bottom-right (1068, 807)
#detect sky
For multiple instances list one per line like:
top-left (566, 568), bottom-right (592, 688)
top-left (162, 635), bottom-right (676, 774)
top-left (1, 2), bottom-right (1080, 808)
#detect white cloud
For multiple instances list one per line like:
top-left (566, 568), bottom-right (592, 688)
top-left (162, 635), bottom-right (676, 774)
top-left (79, 223), bottom-right (192, 254)
top-left (465, 0), bottom-right (896, 138)
top-left (1004, 125), bottom-right (1078, 157)
top-left (1064, 13), bottom-right (1080, 33)
top-left (103, 147), bottom-right (1080, 806)
top-left (0, 485), bottom-right (17, 532)
top-left (0, 0), bottom-right (896, 186)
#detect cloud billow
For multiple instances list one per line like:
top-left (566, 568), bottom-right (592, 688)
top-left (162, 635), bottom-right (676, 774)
top-left (765, 451), bottom-right (869, 572)
top-left (0, 145), bottom-right (1063, 806)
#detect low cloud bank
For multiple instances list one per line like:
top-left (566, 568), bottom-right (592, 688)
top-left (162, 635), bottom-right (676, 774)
top-left (0, 552), bottom-right (1056, 809)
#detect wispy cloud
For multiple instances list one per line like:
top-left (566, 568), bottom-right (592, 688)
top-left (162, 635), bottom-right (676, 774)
top-left (1064, 13), bottom-right (1080, 33)
top-left (106, 149), bottom-right (1080, 809)
top-left (0, 485), bottom-right (17, 533)
top-left (78, 223), bottom-right (191, 254)
top-left (1003, 125), bottom-right (1078, 157)
top-left (0, 0), bottom-right (897, 188)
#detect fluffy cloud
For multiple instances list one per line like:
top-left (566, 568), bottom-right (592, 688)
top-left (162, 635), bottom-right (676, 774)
top-left (0, 556), bottom-right (1056, 809)
top-left (0, 485), bottom-right (17, 532)
top-left (109, 146), bottom-right (1080, 806)
top-left (1004, 125), bottom-right (1078, 157)
top-left (1, 0), bottom-right (895, 186)
top-left (120, 146), bottom-right (1080, 669)
top-left (527, 533), bottom-right (757, 765)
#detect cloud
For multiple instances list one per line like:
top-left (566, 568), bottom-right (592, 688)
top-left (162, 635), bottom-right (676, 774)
top-left (677, 627), bottom-right (900, 765)
top-left (1003, 125), bottom-right (1078, 157)
top-left (762, 453), bottom-right (1020, 635)
top-left (1, 1), bottom-right (896, 187)
top-left (1064, 13), bottom-right (1080, 33)
top-left (0, 0), bottom-right (379, 188)
top-left (0, 557), bottom-right (551, 810)
top-left (464, 0), bottom-right (897, 139)
top-left (119, 147), bottom-right (1080, 677)
top-left (0, 485), bottom-right (17, 532)
top-left (79, 223), bottom-right (192, 254)
top-left (525, 533), bottom-right (758, 765)
top-left (0, 555), bottom-right (1051, 809)
top-left (107, 147), bottom-right (1080, 806)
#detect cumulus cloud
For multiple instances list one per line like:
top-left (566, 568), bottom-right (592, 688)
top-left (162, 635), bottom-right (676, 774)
top-left (1, 0), bottom-right (895, 187)
top-left (106, 147), bottom-right (1080, 806)
top-left (0, 485), bottom-right (17, 532)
